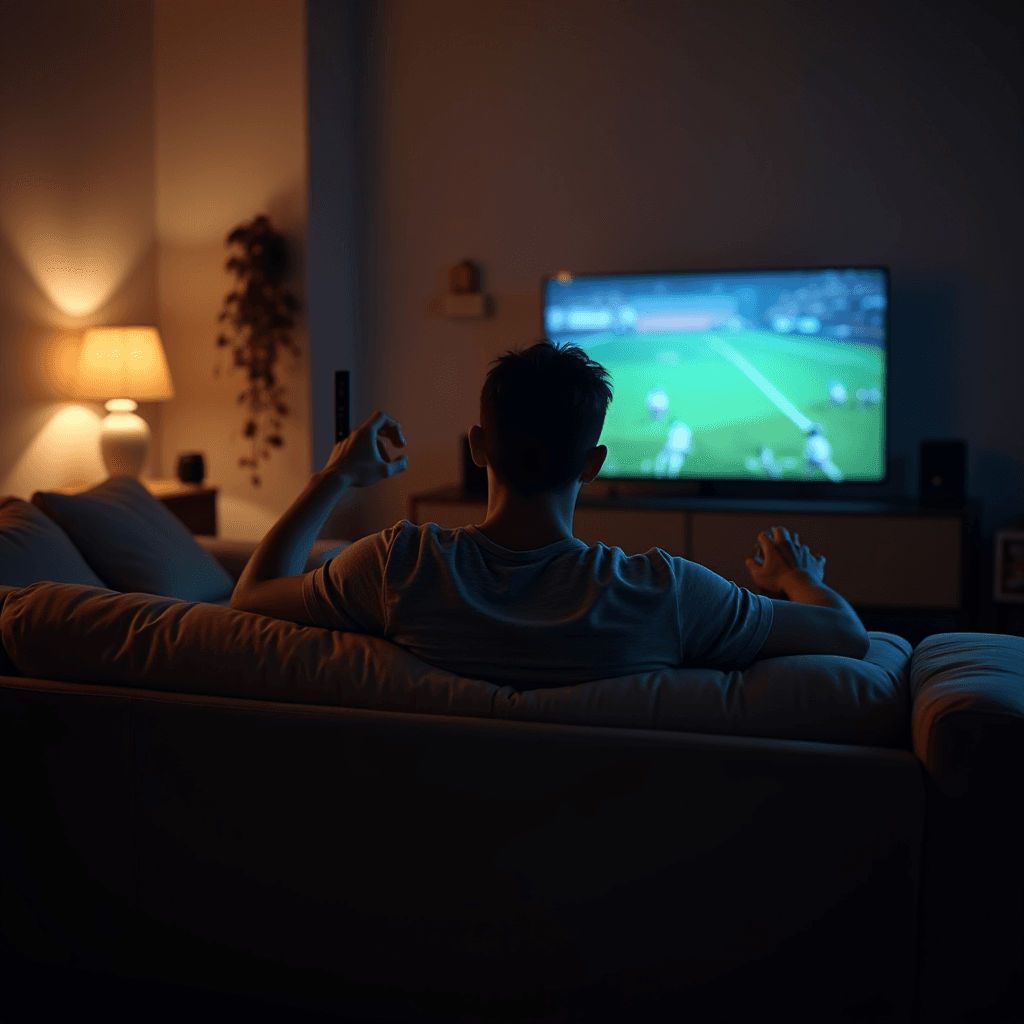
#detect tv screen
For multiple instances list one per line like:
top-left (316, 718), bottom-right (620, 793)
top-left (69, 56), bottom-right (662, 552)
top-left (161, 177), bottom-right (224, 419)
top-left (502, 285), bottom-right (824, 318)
top-left (543, 266), bottom-right (888, 483)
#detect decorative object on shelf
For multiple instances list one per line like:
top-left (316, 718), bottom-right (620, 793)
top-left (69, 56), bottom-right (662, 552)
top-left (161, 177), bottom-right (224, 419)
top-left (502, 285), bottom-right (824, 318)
top-left (216, 214), bottom-right (299, 487)
top-left (75, 326), bottom-right (175, 479)
top-left (176, 452), bottom-right (206, 485)
top-left (443, 259), bottom-right (489, 318)
top-left (994, 529), bottom-right (1024, 603)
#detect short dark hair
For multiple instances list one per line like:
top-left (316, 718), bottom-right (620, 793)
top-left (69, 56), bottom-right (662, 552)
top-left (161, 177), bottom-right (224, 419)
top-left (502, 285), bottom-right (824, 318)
top-left (479, 340), bottom-right (613, 496)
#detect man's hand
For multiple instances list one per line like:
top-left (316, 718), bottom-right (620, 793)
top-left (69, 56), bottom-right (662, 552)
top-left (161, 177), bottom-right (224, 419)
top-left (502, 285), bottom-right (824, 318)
top-left (324, 411), bottom-right (408, 487)
top-left (745, 526), bottom-right (826, 597)
top-left (230, 410), bottom-right (407, 622)
top-left (744, 525), bottom-right (869, 660)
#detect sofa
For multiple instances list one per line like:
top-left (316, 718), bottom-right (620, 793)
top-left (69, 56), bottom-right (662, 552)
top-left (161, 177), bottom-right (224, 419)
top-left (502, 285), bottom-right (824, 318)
top-left (1, 478), bottom-right (1022, 1023)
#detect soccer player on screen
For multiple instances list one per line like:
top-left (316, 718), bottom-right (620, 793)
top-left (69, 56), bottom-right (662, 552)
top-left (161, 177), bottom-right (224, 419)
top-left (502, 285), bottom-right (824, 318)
top-left (760, 446), bottom-right (782, 479)
top-left (654, 421), bottom-right (692, 477)
top-left (828, 379), bottom-right (848, 406)
top-left (804, 426), bottom-right (831, 473)
top-left (646, 388), bottom-right (670, 421)
top-left (857, 387), bottom-right (881, 408)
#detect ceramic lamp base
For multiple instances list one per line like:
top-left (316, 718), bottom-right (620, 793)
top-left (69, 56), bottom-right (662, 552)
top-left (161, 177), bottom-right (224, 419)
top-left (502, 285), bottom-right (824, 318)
top-left (100, 399), bottom-right (150, 478)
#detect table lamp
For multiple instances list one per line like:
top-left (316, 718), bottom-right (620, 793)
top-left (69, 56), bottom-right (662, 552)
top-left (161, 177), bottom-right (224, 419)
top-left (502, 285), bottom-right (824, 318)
top-left (75, 326), bottom-right (175, 478)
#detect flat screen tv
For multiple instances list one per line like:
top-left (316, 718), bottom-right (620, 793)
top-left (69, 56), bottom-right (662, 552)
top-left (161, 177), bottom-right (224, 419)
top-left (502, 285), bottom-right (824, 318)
top-left (542, 266), bottom-right (888, 485)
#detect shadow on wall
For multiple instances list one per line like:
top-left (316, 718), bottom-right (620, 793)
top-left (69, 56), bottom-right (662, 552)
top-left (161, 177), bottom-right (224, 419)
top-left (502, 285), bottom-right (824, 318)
top-left (888, 276), bottom-right (959, 454)
top-left (974, 450), bottom-right (1024, 533)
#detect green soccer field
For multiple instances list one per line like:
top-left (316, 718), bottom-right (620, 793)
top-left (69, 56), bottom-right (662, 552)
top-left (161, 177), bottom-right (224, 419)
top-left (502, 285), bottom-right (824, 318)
top-left (589, 329), bottom-right (885, 481)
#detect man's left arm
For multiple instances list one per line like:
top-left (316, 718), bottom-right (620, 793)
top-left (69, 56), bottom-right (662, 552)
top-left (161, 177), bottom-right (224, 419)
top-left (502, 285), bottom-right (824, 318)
top-left (229, 411), bottom-right (407, 624)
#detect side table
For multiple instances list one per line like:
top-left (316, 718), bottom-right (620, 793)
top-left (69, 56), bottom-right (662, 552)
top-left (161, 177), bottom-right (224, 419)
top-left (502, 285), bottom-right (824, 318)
top-left (143, 479), bottom-right (218, 536)
top-left (55, 478), bottom-right (218, 536)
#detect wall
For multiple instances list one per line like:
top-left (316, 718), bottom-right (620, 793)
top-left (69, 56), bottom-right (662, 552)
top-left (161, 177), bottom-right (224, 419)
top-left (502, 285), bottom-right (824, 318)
top-left (0, 0), bottom-right (308, 539)
top-left (0, 0), bottom-right (158, 497)
top-left (154, 0), bottom-right (308, 541)
top-left (306, 0), bottom-right (365, 538)
top-left (314, 0), bottom-right (1022, 541)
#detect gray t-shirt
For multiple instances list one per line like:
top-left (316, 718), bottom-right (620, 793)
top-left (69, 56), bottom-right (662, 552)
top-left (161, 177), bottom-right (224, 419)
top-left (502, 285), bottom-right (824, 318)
top-left (303, 521), bottom-right (773, 687)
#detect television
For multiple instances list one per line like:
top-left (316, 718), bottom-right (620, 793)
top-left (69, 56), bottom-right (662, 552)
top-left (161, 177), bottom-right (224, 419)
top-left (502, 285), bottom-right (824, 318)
top-left (542, 266), bottom-right (888, 486)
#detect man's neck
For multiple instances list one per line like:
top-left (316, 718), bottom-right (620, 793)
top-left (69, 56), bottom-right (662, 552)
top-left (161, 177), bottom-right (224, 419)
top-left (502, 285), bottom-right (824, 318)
top-left (473, 479), bottom-right (580, 551)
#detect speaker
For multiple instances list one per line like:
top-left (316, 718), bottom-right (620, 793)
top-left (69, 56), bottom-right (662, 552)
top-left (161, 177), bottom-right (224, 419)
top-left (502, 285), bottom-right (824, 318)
top-left (919, 439), bottom-right (966, 507)
top-left (461, 435), bottom-right (488, 497)
top-left (176, 452), bottom-right (205, 484)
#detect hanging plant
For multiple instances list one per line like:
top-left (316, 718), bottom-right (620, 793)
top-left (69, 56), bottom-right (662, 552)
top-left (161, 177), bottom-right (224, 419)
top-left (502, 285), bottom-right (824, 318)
top-left (215, 214), bottom-right (300, 487)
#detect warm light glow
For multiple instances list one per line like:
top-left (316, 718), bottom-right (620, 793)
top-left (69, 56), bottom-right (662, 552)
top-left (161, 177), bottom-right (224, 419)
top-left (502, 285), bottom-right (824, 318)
top-left (25, 238), bottom-right (122, 316)
top-left (2, 403), bottom-right (106, 497)
top-left (76, 327), bottom-right (175, 401)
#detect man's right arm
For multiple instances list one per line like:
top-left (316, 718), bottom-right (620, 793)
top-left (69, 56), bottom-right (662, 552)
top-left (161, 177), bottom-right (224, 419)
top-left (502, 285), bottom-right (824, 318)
top-left (747, 527), bottom-right (870, 660)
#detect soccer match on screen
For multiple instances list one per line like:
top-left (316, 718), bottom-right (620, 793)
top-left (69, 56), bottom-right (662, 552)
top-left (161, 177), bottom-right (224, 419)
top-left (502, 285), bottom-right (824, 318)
top-left (543, 267), bottom-right (888, 483)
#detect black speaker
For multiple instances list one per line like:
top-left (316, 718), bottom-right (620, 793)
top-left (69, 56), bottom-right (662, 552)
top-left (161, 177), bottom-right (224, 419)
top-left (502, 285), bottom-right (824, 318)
top-left (919, 439), bottom-right (966, 507)
top-left (461, 435), bottom-right (488, 497)
top-left (176, 452), bottom-right (205, 484)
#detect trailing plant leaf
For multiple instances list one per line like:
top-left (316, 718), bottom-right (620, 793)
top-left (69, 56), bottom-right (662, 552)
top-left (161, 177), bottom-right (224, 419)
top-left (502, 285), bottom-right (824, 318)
top-left (215, 214), bottom-right (300, 487)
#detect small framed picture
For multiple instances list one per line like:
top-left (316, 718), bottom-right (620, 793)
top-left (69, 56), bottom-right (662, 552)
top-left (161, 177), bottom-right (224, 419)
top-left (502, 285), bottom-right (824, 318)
top-left (994, 530), bottom-right (1024, 603)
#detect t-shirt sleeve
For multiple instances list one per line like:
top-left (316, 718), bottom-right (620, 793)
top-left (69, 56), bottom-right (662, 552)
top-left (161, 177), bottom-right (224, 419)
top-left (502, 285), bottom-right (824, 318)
top-left (302, 526), bottom-right (398, 633)
top-left (674, 556), bottom-right (774, 668)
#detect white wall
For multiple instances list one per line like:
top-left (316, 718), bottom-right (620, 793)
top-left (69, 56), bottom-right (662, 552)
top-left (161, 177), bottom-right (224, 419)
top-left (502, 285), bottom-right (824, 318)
top-left (1, 0), bottom-right (309, 540)
top-left (154, 0), bottom-right (309, 541)
top-left (0, 0), bottom-right (158, 497)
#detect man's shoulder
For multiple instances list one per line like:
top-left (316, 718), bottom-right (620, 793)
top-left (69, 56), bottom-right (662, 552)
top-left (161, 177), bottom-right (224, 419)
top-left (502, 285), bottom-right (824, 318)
top-left (374, 519), bottom-right (465, 559)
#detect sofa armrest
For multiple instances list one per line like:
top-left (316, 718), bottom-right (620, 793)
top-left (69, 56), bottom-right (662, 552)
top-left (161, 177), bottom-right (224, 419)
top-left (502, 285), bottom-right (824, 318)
top-left (194, 537), bottom-right (352, 585)
top-left (910, 633), bottom-right (1024, 1023)
top-left (911, 631), bottom-right (1024, 796)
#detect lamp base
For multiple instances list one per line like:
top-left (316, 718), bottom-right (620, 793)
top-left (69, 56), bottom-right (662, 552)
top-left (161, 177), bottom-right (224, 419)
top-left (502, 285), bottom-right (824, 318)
top-left (100, 399), bottom-right (150, 478)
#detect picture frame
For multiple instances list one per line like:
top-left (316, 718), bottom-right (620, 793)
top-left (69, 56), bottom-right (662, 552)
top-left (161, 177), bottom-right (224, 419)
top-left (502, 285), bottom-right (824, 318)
top-left (993, 529), bottom-right (1024, 603)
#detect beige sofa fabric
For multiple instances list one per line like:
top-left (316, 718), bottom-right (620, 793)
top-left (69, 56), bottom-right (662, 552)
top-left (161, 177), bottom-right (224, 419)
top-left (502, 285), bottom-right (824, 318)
top-left (1, 582), bottom-right (912, 745)
top-left (910, 631), bottom-right (1024, 786)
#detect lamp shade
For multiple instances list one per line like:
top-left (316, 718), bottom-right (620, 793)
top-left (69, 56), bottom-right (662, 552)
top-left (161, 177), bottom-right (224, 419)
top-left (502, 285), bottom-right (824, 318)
top-left (76, 327), bottom-right (174, 402)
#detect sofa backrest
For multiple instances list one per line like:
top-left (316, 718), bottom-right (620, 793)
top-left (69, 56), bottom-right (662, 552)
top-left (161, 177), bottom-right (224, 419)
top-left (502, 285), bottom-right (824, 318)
top-left (0, 671), bottom-right (924, 1022)
top-left (0, 580), bottom-right (913, 747)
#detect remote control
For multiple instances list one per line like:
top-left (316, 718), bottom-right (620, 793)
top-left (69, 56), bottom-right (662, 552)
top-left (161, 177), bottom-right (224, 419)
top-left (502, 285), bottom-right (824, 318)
top-left (334, 370), bottom-right (350, 443)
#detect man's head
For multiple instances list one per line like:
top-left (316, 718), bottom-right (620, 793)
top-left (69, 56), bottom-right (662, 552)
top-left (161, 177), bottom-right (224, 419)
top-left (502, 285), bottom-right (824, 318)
top-left (474, 340), bottom-right (613, 497)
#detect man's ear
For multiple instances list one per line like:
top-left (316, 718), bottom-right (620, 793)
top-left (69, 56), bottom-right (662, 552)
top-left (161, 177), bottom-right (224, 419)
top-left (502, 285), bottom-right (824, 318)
top-left (468, 424), bottom-right (488, 468)
top-left (580, 444), bottom-right (607, 484)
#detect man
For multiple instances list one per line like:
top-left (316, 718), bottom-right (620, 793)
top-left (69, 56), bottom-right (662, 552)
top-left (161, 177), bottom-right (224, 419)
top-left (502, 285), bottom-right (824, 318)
top-left (231, 341), bottom-right (868, 685)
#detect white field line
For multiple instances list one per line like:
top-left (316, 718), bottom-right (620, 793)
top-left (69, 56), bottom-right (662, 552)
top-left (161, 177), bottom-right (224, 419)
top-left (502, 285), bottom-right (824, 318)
top-left (705, 336), bottom-right (813, 432)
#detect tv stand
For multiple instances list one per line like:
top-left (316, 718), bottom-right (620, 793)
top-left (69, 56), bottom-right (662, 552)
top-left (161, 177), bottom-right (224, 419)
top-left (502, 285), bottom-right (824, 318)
top-left (409, 486), bottom-right (977, 639)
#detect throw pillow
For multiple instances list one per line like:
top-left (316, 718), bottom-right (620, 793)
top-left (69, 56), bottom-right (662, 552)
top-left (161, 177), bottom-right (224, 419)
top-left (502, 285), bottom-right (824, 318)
top-left (31, 477), bottom-right (234, 604)
top-left (0, 495), bottom-right (108, 588)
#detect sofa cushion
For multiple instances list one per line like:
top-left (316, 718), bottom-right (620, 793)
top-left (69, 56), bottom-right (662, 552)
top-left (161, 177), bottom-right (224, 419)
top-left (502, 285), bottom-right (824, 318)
top-left (910, 631), bottom-right (1024, 792)
top-left (0, 496), bottom-right (108, 589)
top-left (0, 582), bottom-right (912, 746)
top-left (31, 477), bottom-right (234, 603)
top-left (0, 585), bottom-right (18, 676)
